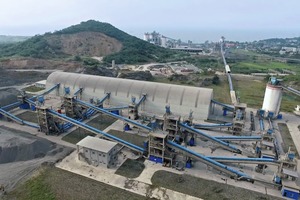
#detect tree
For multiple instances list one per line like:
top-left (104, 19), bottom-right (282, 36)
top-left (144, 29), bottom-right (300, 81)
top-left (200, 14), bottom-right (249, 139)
top-left (212, 75), bottom-right (220, 85)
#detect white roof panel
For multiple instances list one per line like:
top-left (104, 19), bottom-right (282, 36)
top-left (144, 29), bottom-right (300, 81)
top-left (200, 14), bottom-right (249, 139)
top-left (46, 72), bottom-right (213, 120)
top-left (283, 168), bottom-right (299, 178)
top-left (76, 136), bottom-right (117, 153)
top-left (35, 80), bottom-right (47, 84)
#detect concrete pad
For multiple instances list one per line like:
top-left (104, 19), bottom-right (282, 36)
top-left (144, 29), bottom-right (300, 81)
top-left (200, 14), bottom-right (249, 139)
top-left (56, 151), bottom-right (201, 200)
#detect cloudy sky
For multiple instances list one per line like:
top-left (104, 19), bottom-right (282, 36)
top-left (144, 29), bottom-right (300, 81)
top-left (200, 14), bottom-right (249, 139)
top-left (0, 0), bottom-right (299, 42)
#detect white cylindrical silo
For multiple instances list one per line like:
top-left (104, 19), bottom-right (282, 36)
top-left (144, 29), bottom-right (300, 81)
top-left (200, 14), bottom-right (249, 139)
top-left (262, 83), bottom-right (282, 117)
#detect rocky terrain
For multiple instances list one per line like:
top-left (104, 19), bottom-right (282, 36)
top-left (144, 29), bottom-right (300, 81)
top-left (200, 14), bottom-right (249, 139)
top-left (45, 31), bottom-right (122, 57)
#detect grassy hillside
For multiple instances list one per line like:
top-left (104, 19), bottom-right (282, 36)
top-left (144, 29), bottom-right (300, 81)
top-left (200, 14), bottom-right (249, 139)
top-left (0, 20), bottom-right (181, 64)
top-left (54, 20), bottom-right (182, 63)
top-left (0, 35), bottom-right (30, 44)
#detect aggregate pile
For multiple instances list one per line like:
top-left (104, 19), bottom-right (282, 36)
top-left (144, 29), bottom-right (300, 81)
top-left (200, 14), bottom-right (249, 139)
top-left (0, 88), bottom-right (18, 107)
top-left (0, 131), bottom-right (55, 164)
top-left (0, 126), bottom-right (74, 192)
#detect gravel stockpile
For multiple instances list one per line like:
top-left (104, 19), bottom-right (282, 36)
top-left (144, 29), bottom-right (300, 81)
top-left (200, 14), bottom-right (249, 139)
top-left (0, 126), bottom-right (74, 192)
top-left (0, 88), bottom-right (19, 107)
top-left (0, 69), bottom-right (49, 87)
top-left (0, 127), bottom-right (55, 164)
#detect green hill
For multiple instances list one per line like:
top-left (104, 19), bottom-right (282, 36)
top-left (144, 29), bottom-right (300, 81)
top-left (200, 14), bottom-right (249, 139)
top-left (0, 20), bottom-right (180, 64)
top-left (0, 35), bottom-right (31, 44)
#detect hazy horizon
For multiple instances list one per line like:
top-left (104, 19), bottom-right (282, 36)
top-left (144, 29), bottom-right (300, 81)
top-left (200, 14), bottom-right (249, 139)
top-left (2, 25), bottom-right (300, 44)
top-left (1, 0), bottom-right (300, 43)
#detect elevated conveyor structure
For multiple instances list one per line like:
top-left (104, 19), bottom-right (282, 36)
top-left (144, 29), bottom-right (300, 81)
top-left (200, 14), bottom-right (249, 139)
top-left (259, 118), bottom-right (265, 131)
top-left (167, 140), bottom-right (252, 181)
top-left (220, 42), bottom-right (234, 92)
top-left (214, 136), bottom-right (261, 141)
top-left (47, 109), bottom-right (144, 153)
top-left (1, 102), bottom-right (22, 111)
top-left (193, 122), bottom-right (233, 129)
top-left (0, 108), bottom-right (40, 129)
top-left (62, 107), bottom-right (97, 130)
top-left (282, 86), bottom-right (300, 97)
top-left (180, 123), bottom-right (241, 153)
top-left (76, 99), bottom-right (152, 131)
top-left (207, 156), bottom-right (279, 165)
top-left (96, 92), bottom-right (110, 105)
top-left (211, 100), bottom-right (234, 112)
top-left (1, 83), bottom-right (60, 111)
top-left (104, 106), bottom-right (129, 111)
top-left (73, 87), bottom-right (83, 97)
top-left (135, 94), bottom-right (147, 108)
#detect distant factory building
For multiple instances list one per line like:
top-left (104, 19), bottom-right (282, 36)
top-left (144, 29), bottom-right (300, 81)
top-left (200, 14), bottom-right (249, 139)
top-left (46, 72), bottom-right (213, 120)
top-left (144, 31), bottom-right (177, 48)
top-left (76, 136), bottom-right (118, 168)
top-left (144, 31), bottom-right (161, 46)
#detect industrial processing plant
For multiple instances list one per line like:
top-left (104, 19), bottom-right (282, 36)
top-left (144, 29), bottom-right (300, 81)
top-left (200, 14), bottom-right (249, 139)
top-left (1, 40), bottom-right (300, 200)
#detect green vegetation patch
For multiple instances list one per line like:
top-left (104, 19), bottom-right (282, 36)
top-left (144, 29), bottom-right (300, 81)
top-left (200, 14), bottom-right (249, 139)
top-left (209, 77), bottom-right (300, 112)
top-left (231, 61), bottom-right (300, 74)
top-left (208, 79), bottom-right (232, 104)
top-left (4, 167), bottom-right (150, 200)
top-left (0, 20), bottom-right (181, 64)
top-left (3, 168), bottom-right (55, 200)
top-left (281, 92), bottom-right (300, 112)
top-left (151, 170), bottom-right (280, 200)
top-left (23, 85), bottom-right (45, 93)
top-left (278, 123), bottom-right (298, 156)
top-left (233, 79), bottom-right (265, 108)
top-left (185, 56), bottom-right (222, 69)
top-left (115, 158), bottom-right (145, 178)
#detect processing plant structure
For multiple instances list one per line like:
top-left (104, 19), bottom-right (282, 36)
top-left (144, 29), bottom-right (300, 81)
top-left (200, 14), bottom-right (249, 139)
top-left (0, 42), bottom-right (300, 199)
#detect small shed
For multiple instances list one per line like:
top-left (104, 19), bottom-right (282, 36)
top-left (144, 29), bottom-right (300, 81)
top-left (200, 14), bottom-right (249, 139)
top-left (35, 80), bottom-right (47, 88)
top-left (76, 136), bottom-right (118, 168)
top-left (281, 185), bottom-right (300, 200)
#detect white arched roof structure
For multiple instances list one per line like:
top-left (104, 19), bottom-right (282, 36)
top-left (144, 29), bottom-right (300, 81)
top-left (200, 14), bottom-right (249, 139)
top-left (46, 72), bottom-right (213, 120)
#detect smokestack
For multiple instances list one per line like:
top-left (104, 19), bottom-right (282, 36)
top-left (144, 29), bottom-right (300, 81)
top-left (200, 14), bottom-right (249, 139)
top-left (112, 60), bottom-right (115, 68)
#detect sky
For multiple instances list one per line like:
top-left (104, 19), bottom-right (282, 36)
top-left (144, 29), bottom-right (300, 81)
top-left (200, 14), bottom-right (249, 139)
top-left (0, 0), bottom-right (299, 42)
